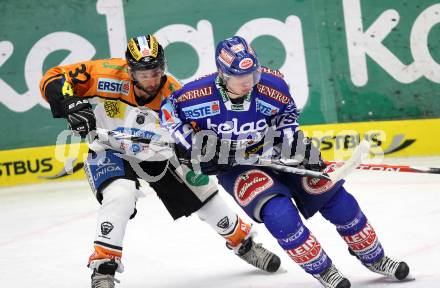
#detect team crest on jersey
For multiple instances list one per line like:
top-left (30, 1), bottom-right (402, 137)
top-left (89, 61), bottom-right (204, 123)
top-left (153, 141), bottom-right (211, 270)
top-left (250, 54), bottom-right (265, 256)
top-left (136, 115), bottom-right (145, 124)
top-left (256, 98), bottom-right (280, 116)
top-left (103, 100), bottom-right (126, 119)
top-left (234, 170), bottom-right (274, 207)
top-left (97, 78), bottom-right (130, 95)
top-left (182, 101), bottom-right (220, 119)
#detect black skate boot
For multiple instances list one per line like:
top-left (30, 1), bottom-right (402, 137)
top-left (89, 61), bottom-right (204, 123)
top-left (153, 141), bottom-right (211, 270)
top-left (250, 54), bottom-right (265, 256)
top-left (349, 249), bottom-right (410, 280)
top-left (91, 259), bottom-right (120, 288)
top-left (227, 237), bottom-right (281, 272)
top-left (313, 264), bottom-right (351, 288)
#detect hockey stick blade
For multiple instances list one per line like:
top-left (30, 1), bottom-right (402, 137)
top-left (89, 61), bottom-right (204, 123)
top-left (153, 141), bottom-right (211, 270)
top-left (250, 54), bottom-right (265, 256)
top-left (38, 157), bottom-right (83, 179)
top-left (327, 140), bottom-right (370, 183)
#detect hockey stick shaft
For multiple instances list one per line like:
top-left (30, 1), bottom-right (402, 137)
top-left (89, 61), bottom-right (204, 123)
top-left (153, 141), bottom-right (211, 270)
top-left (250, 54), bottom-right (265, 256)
top-left (96, 128), bottom-right (170, 146)
top-left (97, 129), bottom-right (377, 182)
top-left (325, 161), bottom-right (440, 175)
top-left (97, 128), bottom-right (332, 179)
top-left (254, 162), bottom-right (332, 180)
top-left (96, 129), bottom-right (372, 181)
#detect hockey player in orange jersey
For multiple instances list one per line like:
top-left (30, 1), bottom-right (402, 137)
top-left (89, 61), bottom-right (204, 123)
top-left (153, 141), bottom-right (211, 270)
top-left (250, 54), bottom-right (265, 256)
top-left (40, 34), bottom-right (280, 288)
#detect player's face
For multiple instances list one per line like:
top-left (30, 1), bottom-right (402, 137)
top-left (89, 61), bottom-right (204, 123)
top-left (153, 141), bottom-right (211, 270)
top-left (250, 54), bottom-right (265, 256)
top-left (225, 73), bottom-right (254, 98)
top-left (131, 67), bottom-right (164, 95)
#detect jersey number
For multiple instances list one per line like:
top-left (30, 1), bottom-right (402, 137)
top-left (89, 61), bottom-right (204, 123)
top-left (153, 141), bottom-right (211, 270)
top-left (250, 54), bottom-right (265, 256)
top-left (69, 64), bottom-right (91, 84)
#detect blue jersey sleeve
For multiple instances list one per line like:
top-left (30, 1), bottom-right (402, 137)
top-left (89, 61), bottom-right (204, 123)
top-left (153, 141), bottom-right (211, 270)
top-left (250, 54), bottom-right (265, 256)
top-left (159, 95), bottom-right (194, 151)
top-left (271, 98), bottom-right (300, 144)
top-left (261, 73), bottom-right (300, 144)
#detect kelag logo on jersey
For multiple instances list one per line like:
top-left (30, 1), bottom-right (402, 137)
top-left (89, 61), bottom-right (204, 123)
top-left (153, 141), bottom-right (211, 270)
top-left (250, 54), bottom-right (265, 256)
top-left (97, 78), bottom-right (130, 95)
top-left (207, 118), bottom-right (268, 135)
top-left (256, 99), bottom-right (279, 116)
top-left (182, 101), bottom-right (220, 119)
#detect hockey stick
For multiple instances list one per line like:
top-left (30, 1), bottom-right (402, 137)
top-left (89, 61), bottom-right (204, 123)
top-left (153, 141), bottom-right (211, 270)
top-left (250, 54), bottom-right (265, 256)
top-left (39, 129), bottom-right (136, 179)
top-left (38, 157), bottom-right (84, 179)
top-left (97, 128), bottom-right (334, 180)
top-left (325, 161), bottom-right (440, 175)
top-left (96, 128), bottom-right (170, 147)
top-left (327, 139), bottom-right (370, 182)
top-left (258, 140), bottom-right (370, 182)
top-left (41, 128), bottom-right (369, 181)
top-left (96, 128), bottom-right (370, 182)
top-left (255, 161), bottom-right (332, 180)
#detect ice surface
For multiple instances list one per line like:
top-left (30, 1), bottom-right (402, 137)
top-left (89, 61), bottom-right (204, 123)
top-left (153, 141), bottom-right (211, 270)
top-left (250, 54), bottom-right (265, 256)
top-left (1, 157), bottom-right (439, 287)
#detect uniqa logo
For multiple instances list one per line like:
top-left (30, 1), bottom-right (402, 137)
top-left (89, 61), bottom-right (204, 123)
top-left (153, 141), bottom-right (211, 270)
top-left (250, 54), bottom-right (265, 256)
top-left (93, 157), bottom-right (122, 181)
top-left (96, 157), bottom-right (116, 170)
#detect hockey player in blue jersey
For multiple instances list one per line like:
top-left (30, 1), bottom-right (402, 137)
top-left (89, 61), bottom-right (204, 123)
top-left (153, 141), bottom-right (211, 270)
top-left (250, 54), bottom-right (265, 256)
top-left (160, 36), bottom-right (411, 288)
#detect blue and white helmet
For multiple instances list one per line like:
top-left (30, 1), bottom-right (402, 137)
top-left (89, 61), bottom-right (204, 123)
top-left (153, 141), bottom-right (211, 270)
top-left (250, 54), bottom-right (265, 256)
top-left (215, 36), bottom-right (261, 84)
